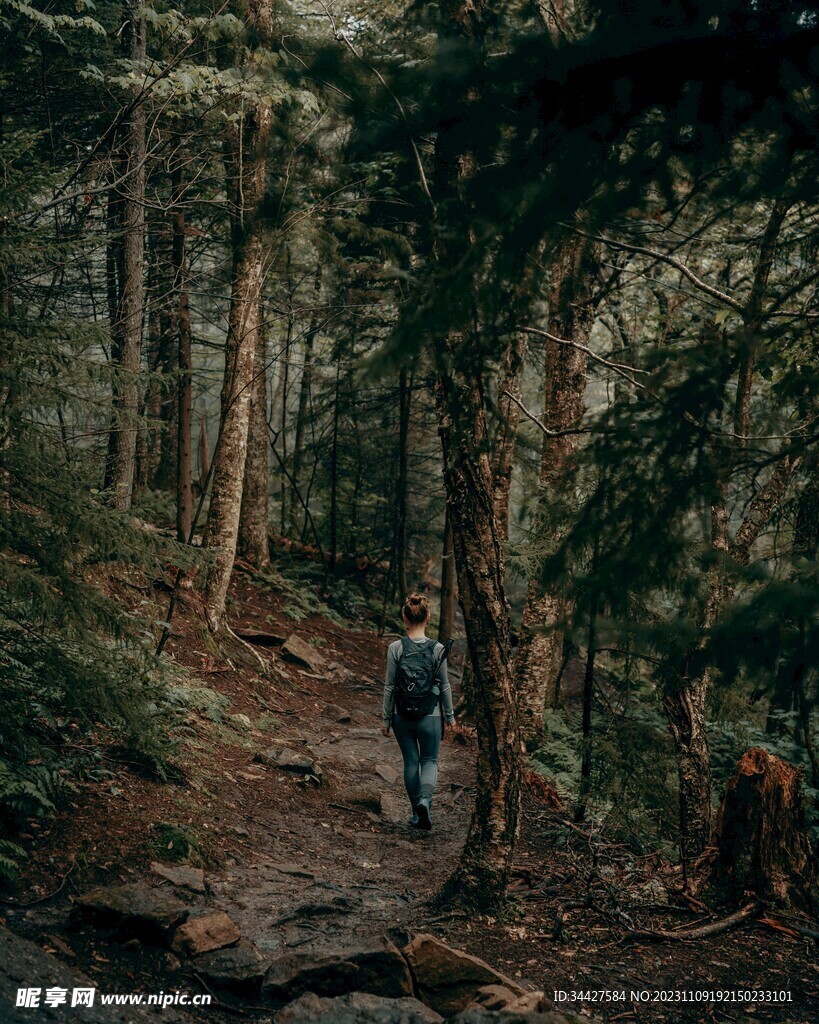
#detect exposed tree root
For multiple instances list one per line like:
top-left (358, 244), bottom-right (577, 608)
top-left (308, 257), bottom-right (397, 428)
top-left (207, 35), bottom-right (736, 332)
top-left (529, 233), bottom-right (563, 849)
top-left (623, 901), bottom-right (761, 942)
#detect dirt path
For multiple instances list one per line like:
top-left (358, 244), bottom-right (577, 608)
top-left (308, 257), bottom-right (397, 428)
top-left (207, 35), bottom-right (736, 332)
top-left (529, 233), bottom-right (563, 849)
top-left (204, 675), bottom-right (474, 959)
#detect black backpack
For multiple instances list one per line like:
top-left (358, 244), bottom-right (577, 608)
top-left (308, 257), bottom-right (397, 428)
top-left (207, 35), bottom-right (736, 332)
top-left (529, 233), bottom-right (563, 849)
top-left (394, 637), bottom-right (443, 720)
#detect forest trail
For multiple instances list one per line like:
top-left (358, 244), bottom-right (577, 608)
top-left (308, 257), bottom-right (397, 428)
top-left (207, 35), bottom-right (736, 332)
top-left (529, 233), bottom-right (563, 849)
top-left (201, 641), bottom-right (475, 959)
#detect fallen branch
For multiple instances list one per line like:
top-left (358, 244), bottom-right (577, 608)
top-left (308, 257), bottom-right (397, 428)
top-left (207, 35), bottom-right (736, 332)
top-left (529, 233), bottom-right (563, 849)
top-left (623, 901), bottom-right (761, 942)
top-left (758, 917), bottom-right (819, 942)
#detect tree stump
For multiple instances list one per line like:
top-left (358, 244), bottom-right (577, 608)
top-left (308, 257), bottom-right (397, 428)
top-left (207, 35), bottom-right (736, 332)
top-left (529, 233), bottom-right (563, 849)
top-left (711, 747), bottom-right (816, 908)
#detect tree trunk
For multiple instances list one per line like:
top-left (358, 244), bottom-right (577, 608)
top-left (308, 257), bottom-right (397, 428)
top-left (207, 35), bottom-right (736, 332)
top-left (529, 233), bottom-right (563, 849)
top-left (328, 357), bottom-right (341, 576)
top-left (139, 217), bottom-right (164, 491)
top-left (492, 332), bottom-right (527, 543)
top-left (438, 509), bottom-right (456, 642)
top-left (104, 1), bottom-right (146, 512)
top-left (431, 0), bottom-right (522, 910)
top-left (396, 366), bottom-right (412, 599)
top-left (198, 413), bottom-right (210, 490)
top-left (712, 747), bottom-right (817, 909)
top-left (202, 0), bottom-right (273, 628)
top-left (575, 574), bottom-right (598, 823)
top-left (290, 263), bottom-right (321, 534)
top-left (237, 317), bottom-right (270, 566)
top-left (172, 167), bottom-right (193, 542)
top-left (516, 234), bottom-right (595, 748)
top-left (435, 362), bottom-right (522, 909)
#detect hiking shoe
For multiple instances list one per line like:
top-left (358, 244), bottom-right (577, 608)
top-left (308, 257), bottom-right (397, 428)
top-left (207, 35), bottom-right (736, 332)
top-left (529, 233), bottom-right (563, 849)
top-left (409, 811), bottom-right (420, 827)
top-left (416, 799), bottom-right (432, 831)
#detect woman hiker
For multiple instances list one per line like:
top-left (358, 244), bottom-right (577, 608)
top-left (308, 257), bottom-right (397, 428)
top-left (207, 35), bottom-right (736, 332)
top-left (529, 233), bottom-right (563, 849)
top-left (381, 593), bottom-right (455, 830)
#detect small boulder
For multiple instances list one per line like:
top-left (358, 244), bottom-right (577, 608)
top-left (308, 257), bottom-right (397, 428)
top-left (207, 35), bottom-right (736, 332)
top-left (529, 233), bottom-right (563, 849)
top-left (277, 992), bottom-right (443, 1024)
top-left (262, 937), bottom-right (412, 1008)
top-left (192, 942), bottom-right (266, 996)
top-left (255, 746), bottom-right (322, 779)
top-left (340, 787), bottom-right (382, 815)
top-left (322, 703), bottom-right (352, 723)
top-left (281, 635), bottom-right (326, 673)
top-left (73, 883), bottom-right (189, 942)
top-left (402, 934), bottom-right (527, 1016)
top-left (151, 862), bottom-right (206, 894)
top-left (375, 765), bottom-right (399, 785)
top-left (170, 909), bottom-right (240, 956)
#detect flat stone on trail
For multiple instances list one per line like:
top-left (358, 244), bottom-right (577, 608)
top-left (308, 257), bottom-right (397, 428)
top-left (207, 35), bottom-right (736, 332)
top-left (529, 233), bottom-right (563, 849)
top-left (277, 992), bottom-right (443, 1024)
top-left (271, 863), bottom-right (315, 879)
top-left (340, 786), bottom-right (382, 814)
top-left (151, 861), bottom-right (206, 893)
top-left (262, 936), bottom-right (413, 1007)
top-left (73, 882), bottom-right (189, 941)
top-left (375, 764), bottom-right (399, 785)
top-left (170, 908), bottom-right (240, 956)
top-left (192, 942), bottom-right (267, 995)
top-left (402, 934), bottom-right (528, 1016)
top-left (281, 634), bottom-right (326, 673)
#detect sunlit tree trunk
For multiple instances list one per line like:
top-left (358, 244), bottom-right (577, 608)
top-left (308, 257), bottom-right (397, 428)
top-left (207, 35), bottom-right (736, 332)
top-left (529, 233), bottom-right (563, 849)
top-left (105, 1), bottom-right (146, 511)
top-left (203, 0), bottom-right (273, 628)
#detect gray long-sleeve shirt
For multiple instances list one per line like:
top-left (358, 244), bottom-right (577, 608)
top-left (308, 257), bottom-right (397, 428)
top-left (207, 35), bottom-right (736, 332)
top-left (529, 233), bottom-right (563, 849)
top-left (382, 637), bottom-right (455, 727)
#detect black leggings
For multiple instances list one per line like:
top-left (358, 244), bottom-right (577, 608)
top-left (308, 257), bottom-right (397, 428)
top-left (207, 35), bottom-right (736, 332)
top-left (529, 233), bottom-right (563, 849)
top-left (392, 712), bottom-right (442, 808)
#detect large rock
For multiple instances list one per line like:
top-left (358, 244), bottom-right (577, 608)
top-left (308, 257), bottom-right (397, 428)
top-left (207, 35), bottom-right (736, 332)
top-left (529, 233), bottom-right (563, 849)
top-left (262, 937), bottom-right (412, 1008)
top-left (170, 909), bottom-right (240, 956)
top-left (151, 861), bottom-right (206, 893)
top-left (281, 635), bottom-right (326, 673)
top-left (277, 992), bottom-right (442, 1024)
top-left (72, 883), bottom-right (189, 942)
top-left (402, 935), bottom-right (527, 1016)
top-left (192, 942), bottom-right (267, 996)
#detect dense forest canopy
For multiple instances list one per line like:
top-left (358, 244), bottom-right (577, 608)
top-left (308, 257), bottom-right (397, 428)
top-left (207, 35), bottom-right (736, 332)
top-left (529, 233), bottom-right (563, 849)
top-left (1, 0), bottom-right (818, 916)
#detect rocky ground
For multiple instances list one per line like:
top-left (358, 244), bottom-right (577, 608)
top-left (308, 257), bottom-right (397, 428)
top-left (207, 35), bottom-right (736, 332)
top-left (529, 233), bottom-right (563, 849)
top-left (1, 568), bottom-right (816, 1023)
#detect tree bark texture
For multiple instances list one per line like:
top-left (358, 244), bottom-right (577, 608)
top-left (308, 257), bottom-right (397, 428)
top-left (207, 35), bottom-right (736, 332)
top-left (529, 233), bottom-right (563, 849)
top-left (516, 234), bottom-right (595, 748)
top-left (105, 1), bottom-right (146, 512)
top-left (435, 360), bottom-right (522, 909)
top-left (203, 0), bottom-right (273, 627)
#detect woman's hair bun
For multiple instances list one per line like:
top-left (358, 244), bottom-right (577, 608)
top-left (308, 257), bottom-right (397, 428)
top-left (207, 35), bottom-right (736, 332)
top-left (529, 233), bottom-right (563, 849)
top-left (402, 592), bottom-right (429, 625)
